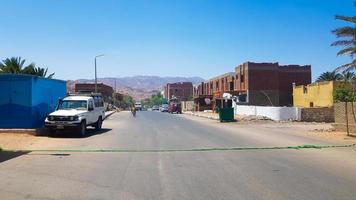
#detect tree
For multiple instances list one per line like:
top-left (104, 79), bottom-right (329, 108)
top-left (23, 64), bottom-right (55, 78)
top-left (316, 71), bottom-right (342, 82)
top-left (341, 71), bottom-right (356, 82)
top-left (120, 95), bottom-right (134, 109)
top-left (331, 2), bottom-right (356, 72)
top-left (334, 83), bottom-right (356, 136)
top-left (0, 57), bottom-right (54, 78)
top-left (142, 92), bottom-right (167, 107)
top-left (0, 57), bottom-right (26, 73)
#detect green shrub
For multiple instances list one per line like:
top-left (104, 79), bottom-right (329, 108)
top-left (334, 83), bottom-right (355, 102)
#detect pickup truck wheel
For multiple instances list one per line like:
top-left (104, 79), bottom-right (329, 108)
top-left (95, 117), bottom-right (102, 131)
top-left (78, 121), bottom-right (86, 137)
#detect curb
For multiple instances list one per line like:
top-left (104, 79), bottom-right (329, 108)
top-left (0, 129), bottom-right (36, 134)
top-left (104, 111), bottom-right (116, 120)
top-left (183, 112), bottom-right (219, 120)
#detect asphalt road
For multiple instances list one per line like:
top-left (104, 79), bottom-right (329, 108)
top-left (1, 111), bottom-right (356, 200)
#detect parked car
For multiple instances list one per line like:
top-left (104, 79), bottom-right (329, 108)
top-left (161, 104), bottom-right (169, 112)
top-left (45, 93), bottom-right (105, 137)
top-left (152, 105), bottom-right (159, 111)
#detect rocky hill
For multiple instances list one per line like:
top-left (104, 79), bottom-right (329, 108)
top-left (67, 76), bottom-right (204, 100)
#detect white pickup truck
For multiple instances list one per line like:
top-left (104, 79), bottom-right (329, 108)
top-left (45, 94), bottom-right (105, 137)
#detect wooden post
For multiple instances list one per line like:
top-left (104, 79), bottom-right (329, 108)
top-left (345, 102), bottom-right (350, 136)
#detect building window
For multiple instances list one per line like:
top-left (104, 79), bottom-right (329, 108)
top-left (241, 74), bottom-right (244, 83)
top-left (230, 82), bottom-right (234, 91)
top-left (303, 87), bottom-right (308, 94)
top-left (310, 102), bottom-right (314, 107)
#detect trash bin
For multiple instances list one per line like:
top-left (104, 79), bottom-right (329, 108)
top-left (218, 107), bottom-right (235, 122)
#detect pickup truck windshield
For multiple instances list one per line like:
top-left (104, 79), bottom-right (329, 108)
top-left (58, 100), bottom-right (88, 110)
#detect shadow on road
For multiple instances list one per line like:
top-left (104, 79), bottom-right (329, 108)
top-left (83, 128), bottom-right (112, 138)
top-left (46, 128), bottom-right (112, 139)
top-left (0, 151), bottom-right (30, 163)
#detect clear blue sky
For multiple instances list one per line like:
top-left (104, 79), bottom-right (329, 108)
top-left (0, 0), bottom-right (354, 81)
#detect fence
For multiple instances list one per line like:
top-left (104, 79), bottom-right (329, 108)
top-left (234, 105), bottom-right (301, 121)
top-left (333, 102), bottom-right (356, 133)
top-left (181, 101), bottom-right (195, 111)
top-left (0, 74), bottom-right (66, 128)
top-left (300, 107), bottom-right (334, 122)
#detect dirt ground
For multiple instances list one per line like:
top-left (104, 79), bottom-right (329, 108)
top-left (0, 132), bottom-right (76, 150)
top-left (182, 113), bottom-right (356, 145)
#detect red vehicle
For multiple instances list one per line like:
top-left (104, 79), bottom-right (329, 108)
top-left (168, 99), bottom-right (182, 114)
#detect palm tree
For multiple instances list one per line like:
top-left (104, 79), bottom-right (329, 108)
top-left (331, 3), bottom-right (356, 72)
top-left (32, 66), bottom-right (55, 78)
top-left (0, 57), bottom-right (26, 73)
top-left (341, 71), bottom-right (356, 82)
top-left (0, 57), bottom-right (54, 78)
top-left (316, 71), bottom-right (342, 82)
top-left (22, 64), bottom-right (55, 78)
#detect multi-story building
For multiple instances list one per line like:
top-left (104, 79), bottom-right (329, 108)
top-left (234, 62), bottom-right (311, 106)
top-left (194, 62), bottom-right (311, 109)
top-left (75, 83), bottom-right (114, 99)
top-left (194, 72), bottom-right (235, 97)
top-left (164, 82), bottom-right (193, 101)
top-left (194, 72), bottom-right (235, 111)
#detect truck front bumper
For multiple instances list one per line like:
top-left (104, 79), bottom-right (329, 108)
top-left (45, 121), bottom-right (81, 130)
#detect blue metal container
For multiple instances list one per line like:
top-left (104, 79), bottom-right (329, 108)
top-left (0, 74), bottom-right (66, 128)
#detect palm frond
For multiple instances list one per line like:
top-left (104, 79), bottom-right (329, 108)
top-left (335, 60), bottom-right (356, 72)
top-left (337, 47), bottom-right (356, 56)
top-left (331, 39), bottom-right (356, 46)
top-left (47, 73), bottom-right (55, 79)
top-left (335, 15), bottom-right (356, 23)
top-left (332, 26), bottom-right (356, 38)
top-left (316, 71), bottom-right (343, 82)
top-left (341, 71), bottom-right (356, 82)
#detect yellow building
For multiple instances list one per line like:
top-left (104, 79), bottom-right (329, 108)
top-left (293, 81), bottom-right (338, 108)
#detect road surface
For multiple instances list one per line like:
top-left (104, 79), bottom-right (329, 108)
top-left (0, 111), bottom-right (356, 200)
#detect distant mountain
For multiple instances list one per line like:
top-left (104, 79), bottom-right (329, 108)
top-left (68, 76), bottom-right (204, 100)
top-left (77, 76), bottom-right (204, 90)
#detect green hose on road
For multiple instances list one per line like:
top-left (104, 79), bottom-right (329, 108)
top-left (2, 144), bottom-right (355, 153)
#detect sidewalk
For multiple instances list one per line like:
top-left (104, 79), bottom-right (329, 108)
top-left (104, 110), bottom-right (116, 120)
top-left (183, 111), bottom-right (219, 120)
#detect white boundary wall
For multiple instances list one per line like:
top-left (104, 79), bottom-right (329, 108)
top-left (234, 105), bottom-right (301, 121)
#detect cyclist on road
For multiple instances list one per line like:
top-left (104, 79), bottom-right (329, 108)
top-left (131, 104), bottom-right (136, 117)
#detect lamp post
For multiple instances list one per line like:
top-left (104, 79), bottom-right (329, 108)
top-left (94, 54), bottom-right (104, 93)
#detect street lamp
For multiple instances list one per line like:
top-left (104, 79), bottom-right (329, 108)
top-left (94, 54), bottom-right (104, 93)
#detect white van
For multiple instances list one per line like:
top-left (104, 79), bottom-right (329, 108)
top-left (45, 93), bottom-right (105, 137)
top-left (135, 101), bottom-right (142, 111)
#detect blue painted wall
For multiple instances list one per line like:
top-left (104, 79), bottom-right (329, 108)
top-left (0, 74), bottom-right (66, 128)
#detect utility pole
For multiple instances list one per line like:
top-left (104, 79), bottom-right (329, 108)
top-left (94, 54), bottom-right (104, 93)
top-left (114, 79), bottom-right (117, 107)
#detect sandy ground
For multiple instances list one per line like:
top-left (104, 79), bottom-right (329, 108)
top-left (181, 113), bottom-right (356, 145)
top-left (0, 132), bottom-right (77, 150)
